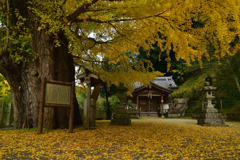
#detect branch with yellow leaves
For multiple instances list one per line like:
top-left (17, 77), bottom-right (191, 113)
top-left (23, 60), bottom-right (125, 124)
top-left (67, 0), bottom-right (99, 22)
top-left (67, 0), bottom-right (125, 22)
top-left (70, 1), bottom-right (180, 24)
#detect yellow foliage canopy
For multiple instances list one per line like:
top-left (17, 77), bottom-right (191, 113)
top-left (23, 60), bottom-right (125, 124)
top-left (2, 0), bottom-right (240, 92)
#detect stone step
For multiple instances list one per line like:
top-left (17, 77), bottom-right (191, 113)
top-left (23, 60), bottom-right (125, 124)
top-left (140, 112), bottom-right (159, 117)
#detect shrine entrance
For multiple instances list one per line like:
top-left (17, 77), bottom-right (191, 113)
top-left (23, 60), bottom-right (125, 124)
top-left (127, 77), bottom-right (178, 118)
top-left (138, 96), bottom-right (160, 117)
top-left (137, 93), bottom-right (170, 117)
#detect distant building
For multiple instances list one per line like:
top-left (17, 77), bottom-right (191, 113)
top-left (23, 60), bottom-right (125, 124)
top-left (127, 76), bottom-right (178, 117)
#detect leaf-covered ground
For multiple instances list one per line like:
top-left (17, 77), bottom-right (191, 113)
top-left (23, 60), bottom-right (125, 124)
top-left (1, 118), bottom-right (240, 159)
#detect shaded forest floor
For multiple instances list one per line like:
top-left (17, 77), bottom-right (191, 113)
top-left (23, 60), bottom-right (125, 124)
top-left (1, 118), bottom-right (240, 159)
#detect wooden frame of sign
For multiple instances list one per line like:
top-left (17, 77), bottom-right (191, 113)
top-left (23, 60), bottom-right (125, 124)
top-left (37, 78), bottom-right (75, 134)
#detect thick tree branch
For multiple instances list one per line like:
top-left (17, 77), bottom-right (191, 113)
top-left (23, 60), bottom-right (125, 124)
top-left (3, 0), bottom-right (9, 52)
top-left (71, 8), bottom-right (176, 24)
top-left (61, 0), bottom-right (67, 7)
top-left (67, 0), bottom-right (99, 22)
top-left (72, 17), bottom-right (134, 23)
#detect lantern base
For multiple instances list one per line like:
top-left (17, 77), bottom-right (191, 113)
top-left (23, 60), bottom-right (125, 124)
top-left (110, 108), bottom-right (131, 126)
top-left (197, 112), bottom-right (226, 126)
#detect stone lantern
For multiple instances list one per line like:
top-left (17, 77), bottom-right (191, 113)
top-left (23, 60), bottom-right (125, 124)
top-left (110, 83), bottom-right (131, 125)
top-left (204, 84), bottom-right (218, 113)
top-left (197, 75), bottom-right (226, 126)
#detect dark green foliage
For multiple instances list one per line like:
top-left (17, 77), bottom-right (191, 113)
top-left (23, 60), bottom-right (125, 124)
top-left (100, 57), bottom-right (120, 119)
top-left (174, 51), bottom-right (240, 117)
top-left (215, 52), bottom-right (240, 112)
top-left (100, 85), bottom-right (117, 120)
top-left (137, 45), bottom-right (186, 84)
top-left (76, 91), bottom-right (87, 109)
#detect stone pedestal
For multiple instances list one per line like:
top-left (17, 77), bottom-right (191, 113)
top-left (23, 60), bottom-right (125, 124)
top-left (197, 111), bottom-right (225, 126)
top-left (111, 108), bottom-right (131, 125)
top-left (197, 95), bottom-right (226, 126)
top-left (110, 84), bottom-right (131, 126)
top-left (127, 109), bottom-right (139, 119)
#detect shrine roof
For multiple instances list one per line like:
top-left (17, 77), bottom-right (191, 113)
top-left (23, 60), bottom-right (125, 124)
top-left (76, 69), bottom-right (104, 86)
top-left (134, 76), bottom-right (178, 91)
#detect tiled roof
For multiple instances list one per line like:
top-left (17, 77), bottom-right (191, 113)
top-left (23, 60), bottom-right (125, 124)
top-left (135, 76), bottom-right (178, 90)
top-left (134, 82), bottom-right (144, 89)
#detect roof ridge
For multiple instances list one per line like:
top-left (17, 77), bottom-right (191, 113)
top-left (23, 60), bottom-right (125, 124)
top-left (155, 76), bottom-right (172, 79)
top-left (134, 76), bottom-right (178, 90)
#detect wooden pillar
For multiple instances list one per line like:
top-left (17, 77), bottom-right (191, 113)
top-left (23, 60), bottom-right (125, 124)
top-left (137, 96), bottom-right (139, 116)
top-left (69, 81), bottom-right (75, 133)
top-left (158, 96), bottom-right (160, 117)
top-left (161, 96), bottom-right (164, 118)
top-left (90, 84), bottom-right (101, 128)
top-left (84, 76), bottom-right (91, 130)
top-left (6, 103), bottom-right (13, 126)
top-left (0, 102), bottom-right (6, 127)
top-left (90, 100), bottom-right (96, 127)
top-left (38, 78), bottom-right (46, 134)
top-left (148, 97), bottom-right (150, 116)
top-left (93, 102), bottom-right (96, 126)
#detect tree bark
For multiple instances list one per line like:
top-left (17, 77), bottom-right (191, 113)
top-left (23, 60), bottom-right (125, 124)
top-left (0, 0), bottom-right (82, 129)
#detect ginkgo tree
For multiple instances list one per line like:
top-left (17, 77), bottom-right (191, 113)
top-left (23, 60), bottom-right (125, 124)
top-left (0, 0), bottom-right (239, 129)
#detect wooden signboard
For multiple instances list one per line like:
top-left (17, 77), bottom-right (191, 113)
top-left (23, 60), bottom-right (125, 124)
top-left (45, 83), bottom-right (71, 105)
top-left (38, 78), bottom-right (75, 134)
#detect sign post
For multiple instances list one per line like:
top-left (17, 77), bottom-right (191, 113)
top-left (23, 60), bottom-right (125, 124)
top-left (38, 78), bottom-right (75, 134)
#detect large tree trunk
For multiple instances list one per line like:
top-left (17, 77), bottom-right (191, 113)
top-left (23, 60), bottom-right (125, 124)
top-left (0, 1), bottom-right (82, 129)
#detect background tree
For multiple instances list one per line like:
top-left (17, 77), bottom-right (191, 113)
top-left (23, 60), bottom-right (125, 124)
top-left (75, 86), bottom-right (88, 109)
top-left (98, 57), bottom-right (119, 119)
top-left (0, 0), bottom-right (240, 129)
top-left (215, 52), bottom-right (240, 111)
top-left (137, 46), bottom-right (186, 84)
top-left (100, 84), bottom-right (118, 120)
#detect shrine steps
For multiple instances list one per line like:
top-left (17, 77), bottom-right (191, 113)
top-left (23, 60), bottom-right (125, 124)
top-left (140, 112), bottom-right (159, 117)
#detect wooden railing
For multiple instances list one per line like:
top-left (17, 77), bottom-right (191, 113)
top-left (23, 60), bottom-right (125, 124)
top-left (0, 103), bottom-right (13, 128)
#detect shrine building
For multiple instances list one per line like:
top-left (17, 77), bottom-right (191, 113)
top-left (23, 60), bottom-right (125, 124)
top-left (127, 76), bottom-right (178, 117)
